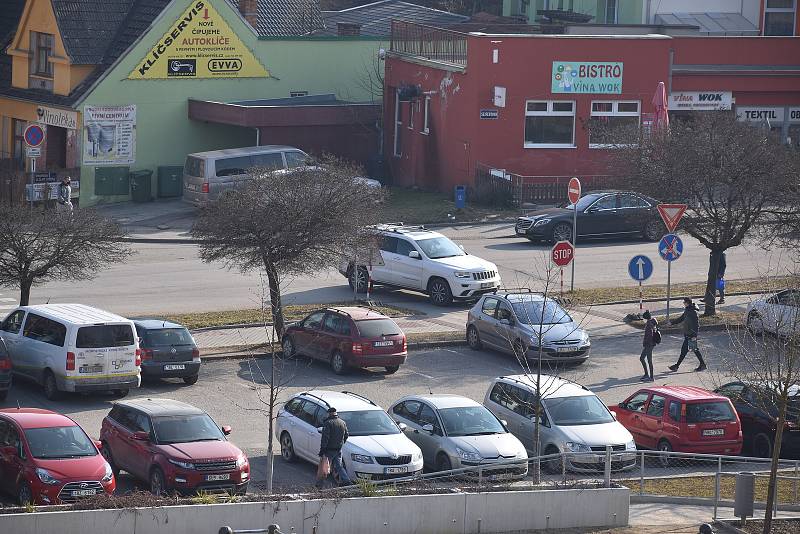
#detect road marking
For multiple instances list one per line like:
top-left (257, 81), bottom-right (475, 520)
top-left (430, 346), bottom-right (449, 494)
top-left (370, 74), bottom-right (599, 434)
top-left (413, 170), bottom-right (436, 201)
top-left (0, 298), bottom-right (16, 302)
top-left (409, 370), bottom-right (435, 379)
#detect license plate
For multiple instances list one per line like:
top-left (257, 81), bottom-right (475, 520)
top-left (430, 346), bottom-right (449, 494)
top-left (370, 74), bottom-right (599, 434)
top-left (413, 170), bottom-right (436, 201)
top-left (71, 489), bottom-right (97, 497)
top-left (557, 347), bottom-right (575, 353)
top-left (186, 183), bottom-right (198, 191)
top-left (374, 341), bottom-right (393, 347)
top-left (703, 428), bottom-right (724, 436)
top-left (489, 473), bottom-right (513, 481)
top-left (516, 229), bottom-right (525, 235)
top-left (79, 364), bottom-right (103, 374)
top-left (164, 364), bottom-right (186, 370)
top-left (384, 466), bottom-right (407, 474)
top-left (481, 282), bottom-right (495, 289)
top-left (206, 473), bottom-right (230, 481)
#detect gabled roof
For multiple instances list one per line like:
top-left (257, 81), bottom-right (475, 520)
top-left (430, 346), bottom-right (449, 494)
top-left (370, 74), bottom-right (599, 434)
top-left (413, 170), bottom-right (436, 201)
top-left (319, 0), bottom-right (468, 37)
top-left (227, 0), bottom-right (324, 36)
top-left (52, 0), bottom-right (136, 65)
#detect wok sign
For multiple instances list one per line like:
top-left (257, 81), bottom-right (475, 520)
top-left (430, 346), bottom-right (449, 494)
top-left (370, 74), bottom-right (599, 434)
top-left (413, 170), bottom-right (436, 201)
top-left (552, 62), bottom-right (623, 94)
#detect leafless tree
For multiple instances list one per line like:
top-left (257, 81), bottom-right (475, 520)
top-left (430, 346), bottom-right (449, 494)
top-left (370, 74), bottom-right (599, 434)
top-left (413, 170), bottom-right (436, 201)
top-left (0, 205), bottom-right (128, 305)
top-left (599, 111), bottom-right (799, 316)
top-left (191, 157), bottom-right (384, 340)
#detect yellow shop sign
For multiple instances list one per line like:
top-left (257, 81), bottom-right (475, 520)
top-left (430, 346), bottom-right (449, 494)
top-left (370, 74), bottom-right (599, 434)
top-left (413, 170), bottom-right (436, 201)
top-left (128, 0), bottom-right (268, 79)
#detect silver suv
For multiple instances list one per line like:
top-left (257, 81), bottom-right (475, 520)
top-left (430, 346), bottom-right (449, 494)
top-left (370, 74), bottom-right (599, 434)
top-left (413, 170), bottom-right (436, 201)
top-left (466, 291), bottom-right (590, 364)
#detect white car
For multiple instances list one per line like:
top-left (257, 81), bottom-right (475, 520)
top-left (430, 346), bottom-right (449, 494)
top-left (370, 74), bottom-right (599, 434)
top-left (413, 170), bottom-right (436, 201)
top-left (340, 223), bottom-right (502, 306)
top-left (275, 390), bottom-right (423, 482)
top-left (745, 289), bottom-right (799, 337)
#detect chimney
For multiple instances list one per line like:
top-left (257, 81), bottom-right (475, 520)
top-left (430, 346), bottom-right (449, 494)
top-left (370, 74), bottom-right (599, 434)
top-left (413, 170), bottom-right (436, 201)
top-left (238, 0), bottom-right (259, 29)
top-left (337, 22), bottom-right (362, 36)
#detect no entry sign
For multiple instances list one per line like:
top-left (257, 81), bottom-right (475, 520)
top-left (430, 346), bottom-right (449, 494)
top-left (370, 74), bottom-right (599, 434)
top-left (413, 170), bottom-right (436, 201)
top-left (568, 177), bottom-right (581, 205)
top-left (551, 240), bottom-right (574, 267)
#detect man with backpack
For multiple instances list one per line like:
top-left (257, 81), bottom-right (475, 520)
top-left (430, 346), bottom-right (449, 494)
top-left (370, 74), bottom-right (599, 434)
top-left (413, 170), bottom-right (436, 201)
top-left (640, 310), bottom-right (659, 382)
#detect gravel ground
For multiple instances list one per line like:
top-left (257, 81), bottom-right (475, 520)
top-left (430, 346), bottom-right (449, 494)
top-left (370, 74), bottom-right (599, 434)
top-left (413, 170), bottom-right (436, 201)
top-left (733, 519), bottom-right (800, 533)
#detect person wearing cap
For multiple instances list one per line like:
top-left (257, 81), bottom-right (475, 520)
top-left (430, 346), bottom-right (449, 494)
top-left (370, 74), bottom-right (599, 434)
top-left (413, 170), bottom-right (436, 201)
top-left (57, 176), bottom-right (73, 213)
top-left (669, 297), bottom-right (707, 372)
top-left (317, 406), bottom-right (351, 488)
top-left (639, 310), bottom-right (657, 382)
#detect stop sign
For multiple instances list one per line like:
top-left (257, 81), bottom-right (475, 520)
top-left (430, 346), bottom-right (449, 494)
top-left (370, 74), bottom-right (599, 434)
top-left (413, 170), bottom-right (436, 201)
top-left (568, 177), bottom-right (581, 205)
top-left (551, 240), bottom-right (574, 267)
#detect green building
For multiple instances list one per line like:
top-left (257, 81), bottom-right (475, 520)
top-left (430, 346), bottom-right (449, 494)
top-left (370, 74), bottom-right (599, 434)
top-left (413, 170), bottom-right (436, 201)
top-left (503, 0), bottom-right (643, 25)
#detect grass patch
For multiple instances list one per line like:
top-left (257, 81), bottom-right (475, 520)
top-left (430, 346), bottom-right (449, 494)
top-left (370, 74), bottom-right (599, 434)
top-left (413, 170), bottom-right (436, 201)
top-left (381, 187), bottom-right (519, 225)
top-left (623, 472), bottom-right (800, 504)
top-left (154, 302), bottom-right (418, 330)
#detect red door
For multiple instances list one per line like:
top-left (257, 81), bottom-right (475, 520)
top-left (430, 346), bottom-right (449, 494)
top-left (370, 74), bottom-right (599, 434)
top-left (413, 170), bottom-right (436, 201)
top-left (294, 311), bottom-right (326, 360)
top-left (618, 391), bottom-right (651, 446)
top-left (639, 394), bottom-right (667, 449)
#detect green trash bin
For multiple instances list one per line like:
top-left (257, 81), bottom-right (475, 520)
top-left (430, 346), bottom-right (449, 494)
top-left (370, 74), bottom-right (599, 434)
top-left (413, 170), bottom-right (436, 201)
top-left (157, 165), bottom-right (184, 198)
top-left (130, 170), bottom-right (153, 203)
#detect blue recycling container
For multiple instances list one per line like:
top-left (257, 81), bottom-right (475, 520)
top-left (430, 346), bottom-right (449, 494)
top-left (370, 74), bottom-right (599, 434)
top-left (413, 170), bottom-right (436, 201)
top-left (455, 185), bottom-right (466, 209)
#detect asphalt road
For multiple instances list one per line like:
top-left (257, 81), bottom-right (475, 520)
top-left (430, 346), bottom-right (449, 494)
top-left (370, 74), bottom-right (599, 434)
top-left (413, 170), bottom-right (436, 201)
top-left (0, 329), bottom-right (740, 496)
top-left (0, 224), bottom-right (789, 316)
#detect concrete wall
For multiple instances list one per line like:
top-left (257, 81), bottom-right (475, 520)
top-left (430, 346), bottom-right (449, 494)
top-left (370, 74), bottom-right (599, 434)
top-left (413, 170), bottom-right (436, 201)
top-left (0, 487), bottom-right (630, 534)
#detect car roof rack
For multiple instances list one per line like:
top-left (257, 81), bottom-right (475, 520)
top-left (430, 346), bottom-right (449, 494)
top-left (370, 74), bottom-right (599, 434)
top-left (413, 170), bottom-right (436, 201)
top-left (498, 375), bottom-right (588, 392)
top-left (301, 392), bottom-right (331, 407)
top-left (341, 391), bottom-right (378, 406)
top-left (373, 222), bottom-right (428, 233)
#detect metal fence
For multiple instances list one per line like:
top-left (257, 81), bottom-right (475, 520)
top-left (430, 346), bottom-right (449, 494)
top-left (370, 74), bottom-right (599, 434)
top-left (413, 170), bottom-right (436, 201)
top-left (390, 21), bottom-right (468, 68)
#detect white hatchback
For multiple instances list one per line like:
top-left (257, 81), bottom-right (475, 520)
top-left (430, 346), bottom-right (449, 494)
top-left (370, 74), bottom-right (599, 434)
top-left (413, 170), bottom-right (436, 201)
top-left (275, 390), bottom-right (423, 482)
top-left (745, 289), bottom-right (799, 337)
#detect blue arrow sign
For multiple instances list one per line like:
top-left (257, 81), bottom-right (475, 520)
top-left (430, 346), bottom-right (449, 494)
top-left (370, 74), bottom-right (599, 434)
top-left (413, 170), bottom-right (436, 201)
top-left (659, 234), bottom-right (683, 262)
top-left (628, 255), bottom-right (653, 281)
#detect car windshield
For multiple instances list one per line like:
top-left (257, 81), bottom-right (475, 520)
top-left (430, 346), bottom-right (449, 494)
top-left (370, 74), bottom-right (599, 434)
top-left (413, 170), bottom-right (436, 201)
top-left (145, 328), bottom-right (194, 346)
top-left (566, 194), bottom-right (603, 211)
top-left (355, 319), bottom-right (401, 337)
top-left (25, 425), bottom-right (97, 459)
top-left (543, 395), bottom-right (614, 426)
top-left (438, 406), bottom-right (506, 437)
top-left (153, 414), bottom-right (225, 444)
top-left (511, 299), bottom-right (572, 325)
top-left (415, 237), bottom-right (465, 259)
top-left (338, 410), bottom-right (400, 436)
top-left (686, 401), bottom-right (736, 423)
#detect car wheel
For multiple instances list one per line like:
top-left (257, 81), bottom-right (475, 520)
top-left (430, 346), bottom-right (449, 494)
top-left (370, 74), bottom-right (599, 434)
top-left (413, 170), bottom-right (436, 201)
top-left (747, 312), bottom-right (765, 335)
top-left (182, 375), bottom-right (199, 386)
top-left (101, 441), bottom-right (120, 476)
top-left (17, 481), bottom-right (33, 505)
top-left (348, 266), bottom-right (368, 293)
top-left (436, 453), bottom-right (452, 473)
top-left (113, 389), bottom-right (130, 398)
top-left (543, 446), bottom-right (563, 475)
top-left (657, 440), bottom-right (673, 468)
top-left (282, 336), bottom-right (295, 358)
top-left (280, 432), bottom-right (298, 463)
top-left (467, 325), bottom-right (483, 350)
top-left (330, 351), bottom-right (347, 375)
top-left (43, 370), bottom-right (61, 401)
top-left (384, 365), bottom-right (400, 374)
top-left (643, 219), bottom-right (663, 242)
top-left (753, 433), bottom-right (772, 458)
top-left (551, 223), bottom-right (572, 243)
top-left (150, 467), bottom-right (167, 496)
top-left (428, 277), bottom-right (453, 306)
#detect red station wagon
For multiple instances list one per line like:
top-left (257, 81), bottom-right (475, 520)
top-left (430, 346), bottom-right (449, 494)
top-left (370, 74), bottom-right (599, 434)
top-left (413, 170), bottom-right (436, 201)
top-left (613, 386), bottom-right (742, 462)
top-left (281, 307), bottom-right (407, 375)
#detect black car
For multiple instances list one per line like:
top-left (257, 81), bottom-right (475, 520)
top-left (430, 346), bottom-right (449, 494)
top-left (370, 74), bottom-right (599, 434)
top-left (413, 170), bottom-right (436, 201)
top-left (134, 320), bottom-right (201, 385)
top-left (715, 381), bottom-right (800, 459)
top-left (515, 190), bottom-right (665, 243)
top-left (0, 337), bottom-right (11, 400)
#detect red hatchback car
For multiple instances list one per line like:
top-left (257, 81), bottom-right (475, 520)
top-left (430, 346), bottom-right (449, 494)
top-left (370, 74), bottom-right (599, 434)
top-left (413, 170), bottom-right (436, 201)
top-left (0, 408), bottom-right (115, 505)
top-left (282, 307), bottom-right (407, 375)
top-left (100, 398), bottom-right (249, 495)
top-left (613, 386), bottom-right (742, 460)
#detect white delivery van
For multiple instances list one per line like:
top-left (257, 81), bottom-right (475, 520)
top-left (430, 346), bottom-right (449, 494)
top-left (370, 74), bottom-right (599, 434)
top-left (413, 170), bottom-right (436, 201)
top-left (182, 145), bottom-right (310, 205)
top-left (0, 304), bottom-right (141, 400)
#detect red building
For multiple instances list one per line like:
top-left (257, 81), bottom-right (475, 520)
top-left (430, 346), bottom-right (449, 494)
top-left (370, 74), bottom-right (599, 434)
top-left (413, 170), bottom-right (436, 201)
top-left (384, 22), bottom-right (800, 198)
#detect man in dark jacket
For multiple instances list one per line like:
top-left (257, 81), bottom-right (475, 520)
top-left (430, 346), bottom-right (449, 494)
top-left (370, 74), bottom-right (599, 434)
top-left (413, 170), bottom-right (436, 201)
top-left (317, 407), bottom-right (352, 488)
top-left (639, 310), bottom-right (657, 382)
top-left (715, 251), bottom-right (726, 304)
top-left (668, 297), bottom-right (707, 372)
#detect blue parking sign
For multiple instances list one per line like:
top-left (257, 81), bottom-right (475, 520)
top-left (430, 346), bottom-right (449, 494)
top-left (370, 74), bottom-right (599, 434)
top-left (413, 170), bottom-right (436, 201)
top-left (628, 255), bottom-right (653, 281)
top-left (659, 234), bottom-right (683, 262)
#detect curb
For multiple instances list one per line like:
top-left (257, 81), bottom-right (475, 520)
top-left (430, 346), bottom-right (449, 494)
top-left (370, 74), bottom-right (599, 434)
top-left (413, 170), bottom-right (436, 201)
top-left (120, 236), bottom-right (200, 244)
top-left (629, 494), bottom-right (800, 513)
top-left (588, 289), bottom-right (767, 308)
top-left (627, 323), bottom-right (733, 334)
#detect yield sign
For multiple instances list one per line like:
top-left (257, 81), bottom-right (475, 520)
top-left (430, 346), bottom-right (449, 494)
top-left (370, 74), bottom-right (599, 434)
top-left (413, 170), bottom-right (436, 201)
top-left (657, 204), bottom-right (687, 233)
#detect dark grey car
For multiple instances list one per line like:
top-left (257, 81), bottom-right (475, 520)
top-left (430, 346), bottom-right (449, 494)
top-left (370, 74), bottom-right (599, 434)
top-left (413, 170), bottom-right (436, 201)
top-left (133, 320), bottom-right (200, 385)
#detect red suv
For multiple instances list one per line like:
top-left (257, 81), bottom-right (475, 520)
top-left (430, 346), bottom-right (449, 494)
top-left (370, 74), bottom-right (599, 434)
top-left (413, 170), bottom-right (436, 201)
top-left (100, 399), bottom-right (249, 495)
top-left (613, 386), bottom-right (742, 461)
top-left (282, 306), bottom-right (407, 375)
top-left (0, 408), bottom-right (115, 505)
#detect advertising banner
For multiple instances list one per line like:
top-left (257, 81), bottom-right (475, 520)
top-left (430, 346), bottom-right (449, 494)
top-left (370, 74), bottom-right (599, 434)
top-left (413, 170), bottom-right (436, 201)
top-left (128, 0), bottom-right (269, 80)
top-left (669, 91), bottom-right (732, 111)
top-left (83, 105), bottom-right (136, 166)
top-left (552, 62), bottom-right (623, 94)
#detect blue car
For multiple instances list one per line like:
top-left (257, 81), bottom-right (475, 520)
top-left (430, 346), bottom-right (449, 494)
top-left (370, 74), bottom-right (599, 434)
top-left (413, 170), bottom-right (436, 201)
top-left (0, 337), bottom-right (12, 401)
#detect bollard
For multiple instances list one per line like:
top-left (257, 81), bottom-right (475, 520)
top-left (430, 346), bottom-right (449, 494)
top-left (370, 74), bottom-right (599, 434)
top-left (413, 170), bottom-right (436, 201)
top-left (734, 472), bottom-right (755, 527)
top-left (604, 446), bottom-right (612, 488)
top-left (639, 451), bottom-right (645, 496)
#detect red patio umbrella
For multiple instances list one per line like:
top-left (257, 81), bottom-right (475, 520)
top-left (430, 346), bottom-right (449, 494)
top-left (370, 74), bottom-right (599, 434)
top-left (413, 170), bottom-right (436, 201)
top-left (652, 81), bottom-right (669, 131)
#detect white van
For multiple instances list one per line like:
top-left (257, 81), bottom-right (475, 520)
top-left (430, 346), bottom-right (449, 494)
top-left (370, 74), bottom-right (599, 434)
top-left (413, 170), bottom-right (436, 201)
top-left (182, 145), bottom-right (310, 205)
top-left (0, 304), bottom-right (141, 400)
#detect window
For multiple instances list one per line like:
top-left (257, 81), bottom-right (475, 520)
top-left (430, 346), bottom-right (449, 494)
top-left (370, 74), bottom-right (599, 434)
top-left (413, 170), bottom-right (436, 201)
top-left (618, 194), bottom-right (649, 209)
top-left (131, 412), bottom-right (152, 434)
top-left (76, 325), bottom-right (134, 348)
top-left (0, 420), bottom-right (23, 458)
top-left (22, 314), bottom-right (66, 347)
top-left (215, 156), bottom-right (251, 177)
top-left (284, 151), bottom-right (309, 168)
top-left (0, 310), bottom-right (25, 334)
top-left (144, 328), bottom-right (194, 347)
top-left (496, 302), bottom-right (513, 321)
top-left (303, 311), bottom-right (325, 330)
top-left (110, 406), bottom-right (136, 430)
top-left (395, 239), bottom-right (417, 257)
top-left (764, 0), bottom-right (796, 36)
top-left (524, 101), bottom-right (575, 148)
top-left (380, 235), bottom-right (399, 253)
top-left (646, 395), bottom-right (666, 417)
top-left (422, 96), bottom-right (431, 134)
top-left (30, 32), bottom-right (54, 77)
top-left (13, 119), bottom-right (25, 170)
top-left (283, 398), bottom-right (304, 416)
top-left (624, 392), bottom-right (649, 413)
top-left (589, 194), bottom-right (617, 210)
top-left (408, 100), bottom-right (415, 129)
top-left (393, 89), bottom-right (402, 157)
top-left (184, 156), bottom-right (205, 178)
top-left (298, 401), bottom-right (321, 426)
top-left (481, 297), bottom-right (499, 317)
top-left (355, 319), bottom-right (400, 337)
top-left (605, 0), bottom-right (618, 24)
top-left (668, 401), bottom-right (681, 422)
top-left (393, 400), bottom-right (422, 422)
top-left (716, 382), bottom-right (746, 400)
top-left (589, 101), bottom-right (640, 147)
top-left (685, 401), bottom-right (736, 423)
top-left (418, 404), bottom-right (442, 434)
top-left (250, 153), bottom-right (284, 170)
top-left (323, 313), bottom-right (352, 336)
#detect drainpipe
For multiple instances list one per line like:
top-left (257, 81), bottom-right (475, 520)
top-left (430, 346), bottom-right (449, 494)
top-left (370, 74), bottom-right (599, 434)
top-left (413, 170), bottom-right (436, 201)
top-left (667, 48), bottom-right (674, 96)
top-left (255, 128), bottom-right (260, 146)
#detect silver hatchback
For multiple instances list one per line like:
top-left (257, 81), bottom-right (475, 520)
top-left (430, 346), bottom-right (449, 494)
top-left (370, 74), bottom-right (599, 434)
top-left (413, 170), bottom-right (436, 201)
top-left (466, 291), bottom-right (590, 364)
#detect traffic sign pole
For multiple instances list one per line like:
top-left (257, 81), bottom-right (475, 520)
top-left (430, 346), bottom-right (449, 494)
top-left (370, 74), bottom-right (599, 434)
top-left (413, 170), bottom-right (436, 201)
top-left (560, 267), bottom-right (564, 297)
top-left (639, 281), bottom-right (643, 311)
top-left (658, 234), bottom-right (683, 320)
top-left (568, 177), bottom-right (581, 293)
top-left (667, 262), bottom-right (672, 320)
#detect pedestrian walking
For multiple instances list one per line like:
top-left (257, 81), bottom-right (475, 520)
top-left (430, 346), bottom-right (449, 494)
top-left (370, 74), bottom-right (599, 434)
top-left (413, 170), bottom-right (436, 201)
top-left (316, 406), bottom-right (352, 488)
top-left (668, 297), bottom-right (707, 372)
top-left (640, 310), bottom-right (658, 382)
top-left (715, 251), bottom-right (726, 304)
top-left (56, 176), bottom-right (73, 214)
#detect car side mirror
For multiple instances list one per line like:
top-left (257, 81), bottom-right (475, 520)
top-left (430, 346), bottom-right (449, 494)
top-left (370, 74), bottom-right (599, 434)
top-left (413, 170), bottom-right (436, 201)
top-left (587, 206), bottom-right (600, 213)
top-left (94, 440), bottom-right (103, 450)
top-left (409, 250), bottom-right (420, 259)
top-left (609, 410), bottom-right (617, 421)
top-left (317, 426), bottom-right (323, 434)
top-left (458, 244), bottom-right (465, 251)
top-left (618, 402), bottom-right (626, 409)
top-left (132, 431), bottom-right (150, 441)
top-left (397, 422), bottom-right (408, 431)
top-left (500, 317), bottom-right (513, 326)
top-left (529, 415), bottom-right (544, 425)
top-left (500, 419), bottom-right (508, 427)
top-left (222, 425), bottom-right (232, 436)
top-left (422, 423), bottom-right (434, 434)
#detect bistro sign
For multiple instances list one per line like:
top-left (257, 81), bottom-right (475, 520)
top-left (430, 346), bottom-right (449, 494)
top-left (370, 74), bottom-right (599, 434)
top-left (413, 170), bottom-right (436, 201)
top-left (669, 91), bottom-right (732, 111)
top-left (552, 62), bottom-right (623, 94)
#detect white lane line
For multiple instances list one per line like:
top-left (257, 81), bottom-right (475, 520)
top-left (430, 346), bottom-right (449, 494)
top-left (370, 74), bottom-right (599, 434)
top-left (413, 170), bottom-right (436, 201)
top-left (409, 370), bottom-right (435, 380)
top-left (0, 298), bottom-right (17, 302)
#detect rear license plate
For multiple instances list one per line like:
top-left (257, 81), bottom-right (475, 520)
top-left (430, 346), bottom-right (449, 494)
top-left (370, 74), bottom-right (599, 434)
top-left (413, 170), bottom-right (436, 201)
top-left (186, 183), bottom-right (198, 191)
top-left (481, 282), bottom-right (495, 288)
top-left (79, 364), bottom-right (104, 374)
top-left (703, 428), bottom-right (724, 436)
top-left (71, 489), bottom-right (97, 497)
top-left (384, 466), bottom-right (407, 474)
top-left (206, 473), bottom-right (231, 481)
top-left (164, 364), bottom-right (186, 370)
top-left (374, 341), bottom-right (393, 347)
top-left (556, 347), bottom-right (575, 353)
top-left (489, 473), bottom-right (513, 481)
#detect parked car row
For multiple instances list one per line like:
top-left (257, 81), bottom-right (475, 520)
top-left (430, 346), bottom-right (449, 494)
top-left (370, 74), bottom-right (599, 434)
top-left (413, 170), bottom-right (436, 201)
top-left (0, 304), bottom-right (201, 401)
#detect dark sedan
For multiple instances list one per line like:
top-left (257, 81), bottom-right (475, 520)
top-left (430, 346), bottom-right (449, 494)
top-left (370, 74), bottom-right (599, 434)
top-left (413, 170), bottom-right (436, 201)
top-left (715, 381), bottom-right (800, 459)
top-left (134, 320), bottom-right (201, 385)
top-left (515, 191), bottom-right (665, 243)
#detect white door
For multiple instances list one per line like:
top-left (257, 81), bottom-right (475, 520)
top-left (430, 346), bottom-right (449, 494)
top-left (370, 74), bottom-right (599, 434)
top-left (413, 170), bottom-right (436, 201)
top-left (391, 239), bottom-right (424, 290)
top-left (0, 310), bottom-right (26, 376)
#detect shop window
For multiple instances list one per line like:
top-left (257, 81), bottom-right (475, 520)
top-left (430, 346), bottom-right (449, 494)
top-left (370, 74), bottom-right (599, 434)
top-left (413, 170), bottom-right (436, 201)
top-left (588, 100), bottom-right (640, 148)
top-left (524, 100), bottom-right (575, 148)
top-left (12, 119), bottom-right (25, 170)
top-left (30, 32), bottom-right (54, 77)
top-left (422, 96), bottom-right (431, 134)
top-left (605, 0), bottom-right (618, 24)
top-left (764, 0), bottom-right (796, 35)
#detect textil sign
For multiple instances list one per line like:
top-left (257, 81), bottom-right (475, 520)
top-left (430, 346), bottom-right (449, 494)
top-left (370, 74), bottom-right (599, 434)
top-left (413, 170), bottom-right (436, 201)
top-left (128, 0), bottom-right (268, 79)
top-left (551, 62), bottom-right (623, 94)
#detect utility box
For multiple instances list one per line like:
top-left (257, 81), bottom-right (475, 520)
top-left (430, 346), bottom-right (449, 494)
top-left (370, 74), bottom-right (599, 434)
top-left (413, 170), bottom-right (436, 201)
top-left (455, 185), bottom-right (466, 209)
top-left (734, 472), bottom-right (755, 520)
top-left (130, 170), bottom-right (153, 203)
top-left (157, 165), bottom-right (183, 198)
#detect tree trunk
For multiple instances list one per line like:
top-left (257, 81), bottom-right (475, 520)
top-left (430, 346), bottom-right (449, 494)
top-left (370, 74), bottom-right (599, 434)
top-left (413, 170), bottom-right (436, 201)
top-left (266, 352), bottom-right (276, 494)
top-left (19, 278), bottom-right (32, 306)
top-left (703, 250), bottom-right (721, 316)
top-left (763, 392), bottom-right (789, 534)
top-left (263, 258), bottom-right (285, 339)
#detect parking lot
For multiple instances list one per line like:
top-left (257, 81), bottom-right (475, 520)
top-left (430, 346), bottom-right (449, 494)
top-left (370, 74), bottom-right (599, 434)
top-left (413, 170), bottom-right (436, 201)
top-left (0, 328), bottom-right (735, 497)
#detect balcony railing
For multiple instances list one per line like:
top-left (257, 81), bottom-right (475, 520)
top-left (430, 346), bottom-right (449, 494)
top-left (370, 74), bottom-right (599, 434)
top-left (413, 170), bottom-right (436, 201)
top-left (390, 21), bottom-right (467, 68)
